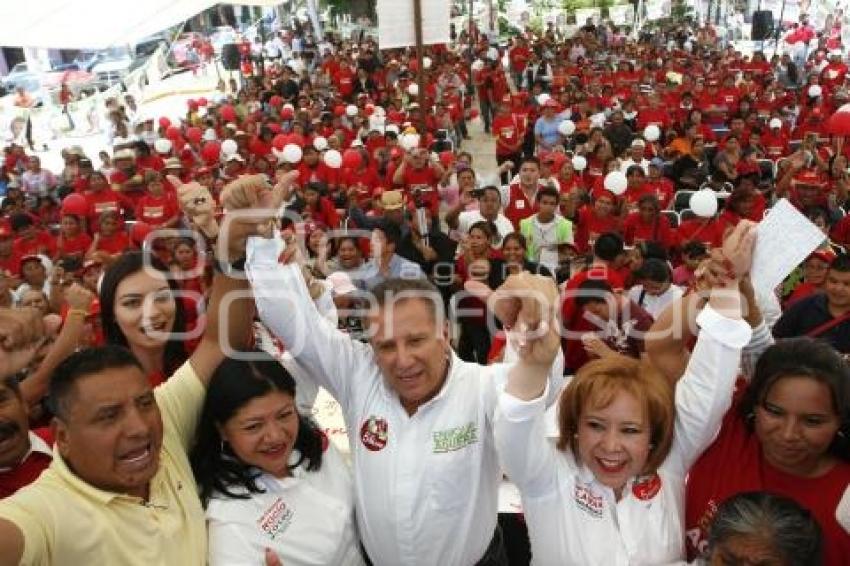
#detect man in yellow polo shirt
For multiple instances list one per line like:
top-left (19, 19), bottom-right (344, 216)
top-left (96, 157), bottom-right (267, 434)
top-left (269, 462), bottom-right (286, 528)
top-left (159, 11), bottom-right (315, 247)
top-left (0, 180), bottom-right (268, 565)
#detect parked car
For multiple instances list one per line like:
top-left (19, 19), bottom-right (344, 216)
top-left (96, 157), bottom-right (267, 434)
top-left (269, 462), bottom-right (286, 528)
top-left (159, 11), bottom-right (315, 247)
top-left (90, 47), bottom-right (134, 87)
top-left (0, 62), bottom-right (40, 91)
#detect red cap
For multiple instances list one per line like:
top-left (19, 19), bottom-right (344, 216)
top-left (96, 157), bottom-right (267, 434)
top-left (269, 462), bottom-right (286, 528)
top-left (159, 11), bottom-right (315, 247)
top-left (810, 249), bottom-right (837, 264)
top-left (793, 169), bottom-right (825, 187)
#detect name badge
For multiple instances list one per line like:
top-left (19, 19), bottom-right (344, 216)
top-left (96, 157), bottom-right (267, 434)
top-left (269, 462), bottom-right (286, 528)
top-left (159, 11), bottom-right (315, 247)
top-left (516, 200), bottom-right (526, 210)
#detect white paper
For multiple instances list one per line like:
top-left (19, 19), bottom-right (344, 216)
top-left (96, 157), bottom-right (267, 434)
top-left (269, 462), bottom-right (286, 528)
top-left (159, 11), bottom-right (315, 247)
top-left (498, 480), bottom-right (524, 514)
top-left (376, 0), bottom-right (451, 50)
top-left (750, 199), bottom-right (825, 294)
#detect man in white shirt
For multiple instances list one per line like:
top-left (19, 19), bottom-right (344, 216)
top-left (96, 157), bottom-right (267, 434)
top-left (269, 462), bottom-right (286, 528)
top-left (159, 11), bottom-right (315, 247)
top-left (626, 258), bottom-right (684, 319)
top-left (620, 138), bottom-right (651, 175)
top-left (244, 220), bottom-right (563, 564)
top-left (447, 185), bottom-right (515, 248)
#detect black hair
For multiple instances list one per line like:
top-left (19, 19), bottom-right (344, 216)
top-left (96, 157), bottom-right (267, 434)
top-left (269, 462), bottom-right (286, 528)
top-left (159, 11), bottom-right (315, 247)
top-left (741, 337), bottom-right (850, 461)
top-left (99, 251), bottom-right (188, 376)
top-left (520, 156), bottom-right (541, 169)
top-left (830, 253), bottom-right (850, 273)
top-left (536, 186), bottom-right (560, 203)
top-left (9, 213), bottom-right (33, 232)
top-left (575, 278), bottom-right (614, 307)
top-left (481, 185), bottom-right (501, 200)
top-left (635, 240), bottom-right (669, 263)
top-left (638, 258), bottom-right (671, 283)
top-left (593, 232), bottom-right (625, 262)
top-left (375, 218), bottom-right (402, 249)
top-left (682, 240), bottom-right (708, 258)
top-left (502, 232), bottom-right (528, 250)
top-left (190, 353), bottom-right (324, 506)
top-left (48, 346), bottom-right (142, 419)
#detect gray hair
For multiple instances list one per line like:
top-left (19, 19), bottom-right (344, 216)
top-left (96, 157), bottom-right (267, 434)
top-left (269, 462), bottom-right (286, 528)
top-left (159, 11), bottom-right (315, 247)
top-left (369, 277), bottom-right (445, 325)
top-left (708, 492), bottom-right (822, 566)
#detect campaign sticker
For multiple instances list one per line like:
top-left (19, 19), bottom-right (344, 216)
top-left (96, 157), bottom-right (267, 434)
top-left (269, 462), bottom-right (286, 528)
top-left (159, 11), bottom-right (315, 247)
top-left (632, 473), bottom-right (662, 501)
top-left (360, 416), bottom-right (389, 451)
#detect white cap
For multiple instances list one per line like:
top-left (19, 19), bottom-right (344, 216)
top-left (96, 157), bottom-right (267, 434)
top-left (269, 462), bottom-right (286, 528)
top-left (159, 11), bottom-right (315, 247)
top-left (769, 117), bottom-right (783, 129)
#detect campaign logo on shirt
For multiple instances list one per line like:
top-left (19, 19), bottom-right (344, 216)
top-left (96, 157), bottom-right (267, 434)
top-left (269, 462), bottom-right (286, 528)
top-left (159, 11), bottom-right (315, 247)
top-left (631, 472), bottom-right (662, 501)
top-left (432, 422), bottom-right (478, 453)
top-left (573, 484), bottom-right (604, 518)
top-left (360, 415), bottom-right (389, 451)
top-left (257, 497), bottom-right (294, 540)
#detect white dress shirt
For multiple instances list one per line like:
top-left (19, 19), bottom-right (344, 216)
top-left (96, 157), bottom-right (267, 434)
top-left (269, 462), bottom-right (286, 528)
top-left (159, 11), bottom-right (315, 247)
top-left (247, 236), bottom-right (520, 566)
top-left (627, 284), bottom-right (684, 320)
top-left (495, 306), bottom-right (752, 565)
top-left (206, 446), bottom-right (364, 566)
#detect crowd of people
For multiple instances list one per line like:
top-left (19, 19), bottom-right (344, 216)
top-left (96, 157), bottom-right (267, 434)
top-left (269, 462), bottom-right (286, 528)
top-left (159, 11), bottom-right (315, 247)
top-left (0, 10), bottom-right (848, 566)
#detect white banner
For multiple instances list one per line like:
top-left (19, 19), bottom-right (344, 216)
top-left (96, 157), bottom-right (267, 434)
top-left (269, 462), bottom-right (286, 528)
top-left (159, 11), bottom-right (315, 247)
top-left (575, 8), bottom-right (602, 26)
top-left (609, 5), bottom-right (635, 25)
top-left (645, 0), bottom-right (672, 21)
top-left (376, 0), bottom-right (451, 50)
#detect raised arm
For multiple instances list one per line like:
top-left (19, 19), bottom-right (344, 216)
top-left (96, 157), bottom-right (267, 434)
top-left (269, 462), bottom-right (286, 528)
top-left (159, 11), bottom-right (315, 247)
top-left (667, 221), bottom-right (756, 476)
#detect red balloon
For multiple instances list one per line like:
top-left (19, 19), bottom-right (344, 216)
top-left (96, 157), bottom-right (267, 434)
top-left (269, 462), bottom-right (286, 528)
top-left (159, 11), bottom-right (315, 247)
top-left (439, 150), bottom-right (455, 168)
top-left (220, 105), bottom-right (237, 122)
top-left (165, 126), bottom-right (182, 141)
top-left (185, 127), bottom-right (203, 144)
top-left (272, 134), bottom-right (288, 151)
top-left (187, 99), bottom-right (198, 111)
top-left (270, 95), bottom-right (283, 108)
top-left (197, 97), bottom-right (208, 107)
top-left (334, 105), bottom-right (346, 117)
top-left (200, 141), bottom-right (221, 164)
top-left (342, 149), bottom-right (362, 170)
top-left (60, 193), bottom-right (88, 217)
top-left (158, 117), bottom-right (171, 129)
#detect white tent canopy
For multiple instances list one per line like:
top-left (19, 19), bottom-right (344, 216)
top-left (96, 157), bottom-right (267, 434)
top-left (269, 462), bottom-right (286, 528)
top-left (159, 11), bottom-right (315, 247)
top-left (0, 0), bottom-right (282, 50)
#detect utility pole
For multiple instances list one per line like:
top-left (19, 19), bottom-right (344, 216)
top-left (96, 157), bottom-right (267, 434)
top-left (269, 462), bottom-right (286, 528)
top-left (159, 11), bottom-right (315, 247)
top-left (413, 0), bottom-right (427, 133)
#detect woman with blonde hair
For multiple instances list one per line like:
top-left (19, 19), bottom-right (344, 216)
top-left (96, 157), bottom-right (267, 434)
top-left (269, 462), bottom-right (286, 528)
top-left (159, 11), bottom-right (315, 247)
top-left (494, 221), bottom-right (756, 564)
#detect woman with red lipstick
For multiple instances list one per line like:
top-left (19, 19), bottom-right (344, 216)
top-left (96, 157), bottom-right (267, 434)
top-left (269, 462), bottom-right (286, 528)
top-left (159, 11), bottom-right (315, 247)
top-left (192, 354), bottom-right (364, 566)
top-left (493, 222), bottom-right (756, 564)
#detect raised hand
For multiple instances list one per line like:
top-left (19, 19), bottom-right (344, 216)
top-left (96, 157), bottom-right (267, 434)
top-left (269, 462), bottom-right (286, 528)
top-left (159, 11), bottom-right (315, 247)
top-left (0, 308), bottom-right (46, 379)
top-left (170, 175), bottom-right (220, 239)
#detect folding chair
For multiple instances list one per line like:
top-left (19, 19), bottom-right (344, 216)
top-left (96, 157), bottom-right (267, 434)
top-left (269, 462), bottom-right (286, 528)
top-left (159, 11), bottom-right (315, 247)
top-left (673, 190), bottom-right (695, 212)
top-left (661, 209), bottom-right (679, 228)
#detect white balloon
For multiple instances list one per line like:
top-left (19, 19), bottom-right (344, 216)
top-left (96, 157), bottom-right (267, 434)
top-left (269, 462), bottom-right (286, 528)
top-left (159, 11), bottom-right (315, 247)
top-left (407, 84), bottom-right (419, 96)
top-left (558, 120), bottom-right (576, 136)
top-left (808, 84), bottom-right (823, 98)
top-left (282, 144), bottom-right (303, 164)
top-left (153, 139), bottom-right (172, 154)
top-left (769, 118), bottom-right (783, 129)
top-left (202, 128), bottom-right (217, 141)
top-left (604, 171), bottom-right (628, 195)
top-left (690, 189), bottom-right (718, 218)
top-left (423, 56), bottom-right (432, 69)
top-left (399, 133), bottom-right (421, 151)
top-left (471, 59), bottom-right (485, 71)
top-left (324, 149), bottom-right (343, 169)
top-left (221, 139), bottom-right (238, 156)
top-left (571, 155), bottom-right (587, 171)
top-left (537, 93), bottom-right (551, 105)
top-left (346, 104), bottom-right (359, 117)
top-left (313, 136), bottom-right (329, 151)
top-left (644, 124), bottom-right (661, 142)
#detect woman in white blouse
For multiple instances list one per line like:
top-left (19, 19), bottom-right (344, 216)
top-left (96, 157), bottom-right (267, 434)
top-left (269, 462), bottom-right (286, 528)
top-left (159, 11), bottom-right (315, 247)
top-left (190, 353), bottom-right (365, 566)
top-left (494, 221), bottom-right (756, 565)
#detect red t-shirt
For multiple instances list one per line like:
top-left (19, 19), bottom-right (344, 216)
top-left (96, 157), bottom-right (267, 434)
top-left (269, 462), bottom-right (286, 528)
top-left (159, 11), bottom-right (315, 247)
top-left (677, 218), bottom-right (723, 248)
top-left (95, 231), bottom-right (131, 255)
top-left (560, 264), bottom-right (628, 372)
top-left (0, 251), bottom-right (22, 276)
top-left (686, 386), bottom-right (850, 566)
top-left (503, 183), bottom-right (540, 231)
top-left (0, 428), bottom-right (53, 498)
top-left (135, 194), bottom-right (179, 227)
top-left (13, 232), bottom-right (56, 259)
top-left (574, 206), bottom-right (622, 254)
top-left (492, 114), bottom-right (522, 156)
top-left (56, 232), bottom-right (92, 259)
top-left (623, 212), bottom-right (675, 250)
top-left (85, 190), bottom-right (123, 232)
top-left (399, 165), bottom-right (442, 216)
